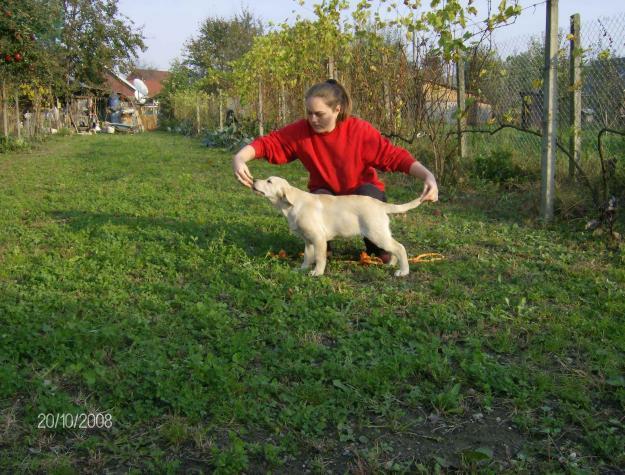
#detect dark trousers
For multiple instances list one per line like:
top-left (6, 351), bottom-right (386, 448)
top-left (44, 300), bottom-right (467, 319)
top-left (312, 184), bottom-right (388, 256)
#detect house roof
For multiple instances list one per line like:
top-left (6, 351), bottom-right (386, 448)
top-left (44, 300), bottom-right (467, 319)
top-left (104, 71), bottom-right (136, 99)
top-left (127, 69), bottom-right (170, 97)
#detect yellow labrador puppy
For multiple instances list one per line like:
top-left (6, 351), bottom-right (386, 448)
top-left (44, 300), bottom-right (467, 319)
top-left (253, 176), bottom-right (422, 277)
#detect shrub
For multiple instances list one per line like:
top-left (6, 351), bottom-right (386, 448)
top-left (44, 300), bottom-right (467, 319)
top-left (164, 118), bottom-right (195, 136)
top-left (473, 148), bottom-right (525, 185)
top-left (203, 124), bottom-right (254, 151)
top-left (0, 136), bottom-right (30, 154)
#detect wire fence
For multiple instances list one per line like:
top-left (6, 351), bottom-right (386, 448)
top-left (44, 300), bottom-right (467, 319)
top-left (463, 10), bottom-right (625, 175)
top-left (164, 7), bottom-right (625, 195)
top-left (582, 14), bottom-right (625, 130)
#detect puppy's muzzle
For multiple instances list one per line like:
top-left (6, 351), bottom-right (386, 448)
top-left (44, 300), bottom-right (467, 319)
top-left (252, 180), bottom-right (265, 196)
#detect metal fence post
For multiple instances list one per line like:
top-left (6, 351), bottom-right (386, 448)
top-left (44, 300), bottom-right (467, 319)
top-left (569, 13), bottom-right (582, 179)
top-left (456, 54), bottom-right (467, 161)
top-left (541, 0), bottom-right (558, 222)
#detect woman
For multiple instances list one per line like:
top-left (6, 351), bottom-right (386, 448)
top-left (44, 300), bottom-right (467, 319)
top-left (232, 79), bottom-right (438, 262)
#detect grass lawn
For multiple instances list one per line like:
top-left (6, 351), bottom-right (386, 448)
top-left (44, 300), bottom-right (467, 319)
top-left (0, 132), bottom-right (623, 473)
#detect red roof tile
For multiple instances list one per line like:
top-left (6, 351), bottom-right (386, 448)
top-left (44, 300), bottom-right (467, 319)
top-left (127, 69), bottom-right (171, 97)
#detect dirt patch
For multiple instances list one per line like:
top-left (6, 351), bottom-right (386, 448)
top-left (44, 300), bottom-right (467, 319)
top-left (274, 407), bottom-right (526, 474)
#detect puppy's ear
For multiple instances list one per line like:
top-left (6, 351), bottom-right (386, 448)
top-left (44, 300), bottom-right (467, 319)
top-left (279, 185), bottom-right (297, 207)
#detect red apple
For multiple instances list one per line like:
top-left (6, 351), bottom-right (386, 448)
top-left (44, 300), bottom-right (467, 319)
top-left (4, 54), bottom-right (12, 62)
top-left (13, 52), bottom-right (22, 62)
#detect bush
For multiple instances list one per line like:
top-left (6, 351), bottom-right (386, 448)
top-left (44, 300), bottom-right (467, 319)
top-left (163, 118), bottom-right (196, 136)
top-left (473, 148), bottom-right (525, 185)
top-left (0, 136), bottom-right (30, 154)
top-left (203, 124), bottom-right (254, 151)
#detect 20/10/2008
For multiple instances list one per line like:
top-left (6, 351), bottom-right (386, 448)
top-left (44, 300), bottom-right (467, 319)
top-left (37, 413), bottom-right (112, 429)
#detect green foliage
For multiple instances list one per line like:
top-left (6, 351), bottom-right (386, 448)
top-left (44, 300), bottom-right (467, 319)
top-left (0, 0), bottom-right (63, 87)
top-left (184, 8), bottom-right (263, 94)
top-left (1, 0), bottom-right (145, 99)
top-left (158, 60), bottom-right (198, 122)
top-left (156, 0), bottom-right (529, 186)
top-left (0, 136), bottom-right (30, 153)
top-left (159, 117), bottom-right (194, 136)
top-left (464, 45), bottom-right (504, 96)
top-left (211, 432), bottom-right (249, 474)
top-left (203, 125), bottom-right (254, 151)
top-left (60, 0), bottom-right (146, 91)
top-left (473, 147), bottom-right (526, 185)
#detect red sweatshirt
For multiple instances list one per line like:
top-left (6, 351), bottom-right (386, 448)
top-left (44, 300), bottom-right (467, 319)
top-left (250, 117), bottom-right (416, 194)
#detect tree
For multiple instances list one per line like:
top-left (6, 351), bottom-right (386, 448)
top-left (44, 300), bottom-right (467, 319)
top-left (464, 45), bottom-right (503, 96)
top-left (59, 0), bottom-right (146, 93)
top-left (0, 0), bottom-right (63, 87)
top-left (158, 59), bottom-right (196, 121)
top-left (1, 0), bottom-right (145, 98)
top-left (183, 9), bottom-right (263, 94)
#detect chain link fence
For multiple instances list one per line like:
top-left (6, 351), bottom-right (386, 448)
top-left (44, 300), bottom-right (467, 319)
top-left (462, 10), bottom-right (625, 178)
top-left (168, 6), bottom-right (623, 193)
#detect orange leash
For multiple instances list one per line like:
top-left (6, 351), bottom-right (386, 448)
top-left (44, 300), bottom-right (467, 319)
top-left (359, 251), bottom-right (445, 265)
top-left (268, 250), bottom-right (445, 265)
top-left (408, 252), bottom-right (445, 263)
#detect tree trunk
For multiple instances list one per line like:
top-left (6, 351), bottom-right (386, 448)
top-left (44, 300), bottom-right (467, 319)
top-left (328, 55), bottom-right (336, 79)
top-left (15, 92), bottom-right (20, 140)
top-left (258, 78), bottom-right (264, 136)
top-left (219, 89), bottom-right (224, 131)
top-left (196, 96), bottom-right (201, 135)
top-left (456, 55), bottom-right (467, 161)
top-left (568, 13), bottom-right (582, 179)
top-left (280, 83), bottom-right (287, 126)
top-left (2, 79), bottom-right (8, 138)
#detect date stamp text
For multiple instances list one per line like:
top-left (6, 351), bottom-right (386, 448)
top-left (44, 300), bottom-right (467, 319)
top-left (37, 413), bottom-right (113, 429)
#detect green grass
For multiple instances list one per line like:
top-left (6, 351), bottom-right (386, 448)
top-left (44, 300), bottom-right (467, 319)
top-left (0, 132), bottom-right (624, 473)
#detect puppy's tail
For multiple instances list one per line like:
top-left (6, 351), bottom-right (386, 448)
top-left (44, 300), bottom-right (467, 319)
top-left (384, 197), bottom-right (423, 214)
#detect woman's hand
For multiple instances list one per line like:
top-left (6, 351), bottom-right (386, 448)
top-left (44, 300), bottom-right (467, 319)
top-left (233, 156), bottom-right (254, 188)
top-left (409, 161), bottom-right (439, 203)
top-left (420, 174), bottom-right (439, 203)
top-left (232, 145), bottom-right (256, 188)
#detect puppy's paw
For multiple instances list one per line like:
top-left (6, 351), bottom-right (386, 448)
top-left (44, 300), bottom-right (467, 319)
top-left (394, 269), bottom-right (409, 277)
top-left (309, 269), bottom-right (325, 277)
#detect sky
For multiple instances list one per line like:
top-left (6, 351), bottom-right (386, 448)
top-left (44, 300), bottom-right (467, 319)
top-left (116, 0), bottom-right (625, 71)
